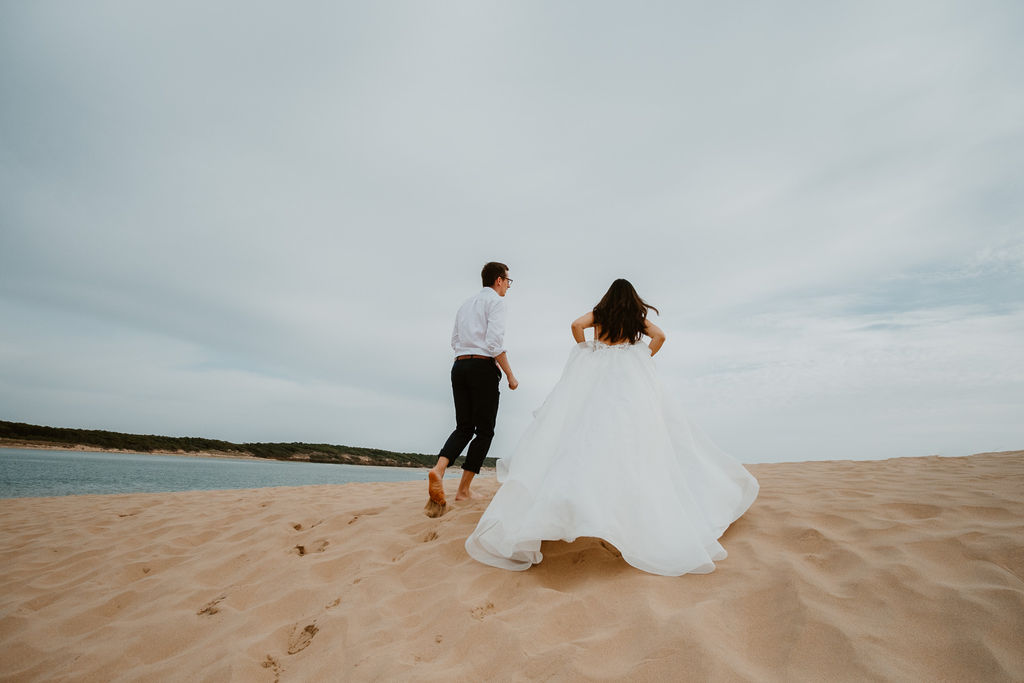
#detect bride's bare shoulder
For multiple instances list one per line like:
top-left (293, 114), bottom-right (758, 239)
top-left (644, 318), bottom-right (666, 340)
top-left (571, 311), bottom-right (594, 328)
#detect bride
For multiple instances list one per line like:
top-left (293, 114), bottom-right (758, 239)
top-left (465, 279), bottom-right (759, 576)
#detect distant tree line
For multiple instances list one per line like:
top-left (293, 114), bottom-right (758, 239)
top-left (0, 420), bottom-right (495, 469)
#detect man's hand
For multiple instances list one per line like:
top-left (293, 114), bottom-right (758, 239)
top-left (494, 352), bottom-right (517, 390)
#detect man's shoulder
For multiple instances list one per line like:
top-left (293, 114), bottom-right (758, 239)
top-left (456, 289), bottom-right (489, 314)
top-left (486, 292), bottom-right (506, 316)
top-left (468, 287), bottom-right (501, 304)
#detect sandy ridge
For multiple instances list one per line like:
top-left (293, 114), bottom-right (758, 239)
top-left (0, 451), bottom-right (1022, 681)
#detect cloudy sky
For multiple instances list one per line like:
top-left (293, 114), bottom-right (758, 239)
top-left (2, 1), bottom-right (1022, 464)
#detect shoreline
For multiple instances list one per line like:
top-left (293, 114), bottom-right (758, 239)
top-left (0, 438), bottom-right (266, 461)
top-left (0, 439), bottom-right (498, 473)
top-left (0, 440), bottom-right (499, 493)
top-left (5, 437), bottom-right (1017, 468)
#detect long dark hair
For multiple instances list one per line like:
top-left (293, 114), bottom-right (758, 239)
top-left (592, 279), bottom-right (659, 344)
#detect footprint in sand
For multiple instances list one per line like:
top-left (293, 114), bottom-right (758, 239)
top-left (421, 530), bottom-right (439, 543)
top-left (261, 654), bottom-right (281, 682)
top-left (197, 594), bottom-right (226, 616)
top-left (470, 602), bottom-right (495, 620)
top-left (293, 540), bottom-right (329, 556)
top-left (287, 622), bottom-right (319, 654)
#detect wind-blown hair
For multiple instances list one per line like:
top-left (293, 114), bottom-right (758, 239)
top-left (592, 279), bottom-right (659, 344)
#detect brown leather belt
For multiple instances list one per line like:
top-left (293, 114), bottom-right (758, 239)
top-left (455, 354), bottom-right (492, 360)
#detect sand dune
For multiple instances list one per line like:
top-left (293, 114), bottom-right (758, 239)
top-left (1, 451), bottom-right (1022, 681)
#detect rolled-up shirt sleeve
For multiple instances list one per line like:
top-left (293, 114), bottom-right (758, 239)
top-left (483, 297), bottom-right (507, 357)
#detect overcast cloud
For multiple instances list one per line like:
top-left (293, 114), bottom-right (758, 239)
top-left (2, 1), bottom-right (1022, 463)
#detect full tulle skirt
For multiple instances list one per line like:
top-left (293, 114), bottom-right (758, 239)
top-left (465, 341), bottom-right (759, 577)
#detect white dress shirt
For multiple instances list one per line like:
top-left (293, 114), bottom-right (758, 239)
top-left (451, 287), bottom-right (507, 357)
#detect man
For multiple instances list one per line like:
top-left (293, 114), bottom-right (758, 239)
top-left (426, 262), bottom-right (518, 517)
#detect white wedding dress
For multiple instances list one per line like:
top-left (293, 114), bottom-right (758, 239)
top-left (465, 340), bottom-right (759, 577)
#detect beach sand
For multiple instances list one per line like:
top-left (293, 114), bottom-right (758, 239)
top-left (1, 451), bottom-right (1022, 681)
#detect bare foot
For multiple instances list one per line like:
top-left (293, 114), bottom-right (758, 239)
top-left (428, 469), bottom-right (446, 505)
top-left (454, 490), bottom-right (478, 502)
top-left (425, 470), bottom-right (449, 518)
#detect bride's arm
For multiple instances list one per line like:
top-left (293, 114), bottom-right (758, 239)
top-left (570, 312), bottom-right (594, 343)
top-left (645, 319), bottom-right (666, 356)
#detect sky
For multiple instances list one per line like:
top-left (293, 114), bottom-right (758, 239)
top-left (1, 1), bottom-right (1022, 464)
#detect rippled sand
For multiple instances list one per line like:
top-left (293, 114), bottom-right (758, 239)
top-left (1, 451), bottom-right (1022, 681)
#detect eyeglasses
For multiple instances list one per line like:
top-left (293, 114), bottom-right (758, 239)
top-left (503, 276), bottom-right (514, 284)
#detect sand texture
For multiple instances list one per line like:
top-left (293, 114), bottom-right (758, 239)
top-left (1, 452), bottom-right (1022, 681)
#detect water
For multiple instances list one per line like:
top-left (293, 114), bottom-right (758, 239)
top-left (0, 448), bottom-right (440, 498)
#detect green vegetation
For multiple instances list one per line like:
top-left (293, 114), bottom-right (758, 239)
top-left (0, 420), bottom-right (495, 469)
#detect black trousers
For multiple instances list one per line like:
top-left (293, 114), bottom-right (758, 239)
top-left (437, 358), bottom-right (500, 474)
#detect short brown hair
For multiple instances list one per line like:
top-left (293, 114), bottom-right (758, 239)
top-left (481, 262), bottom-right (509, 287)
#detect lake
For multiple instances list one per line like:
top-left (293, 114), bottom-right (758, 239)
top-left (0, 448), bottom-right (445, 498)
